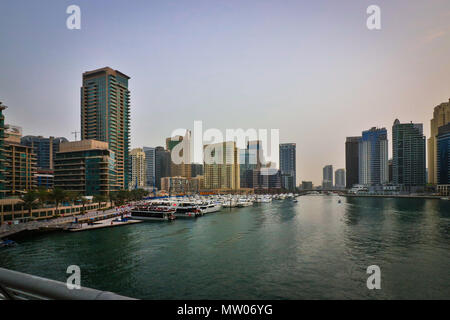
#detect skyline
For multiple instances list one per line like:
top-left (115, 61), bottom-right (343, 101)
top-left (1, 0), bottom-right (450, 185)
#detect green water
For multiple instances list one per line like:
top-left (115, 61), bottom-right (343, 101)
top-left (1, 196), bottom-right (449, 299)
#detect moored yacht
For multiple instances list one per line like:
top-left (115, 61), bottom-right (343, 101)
top-left (131, 205), bottom-right (176, 221)
top-left (173, 202), bottom-right (203, 218)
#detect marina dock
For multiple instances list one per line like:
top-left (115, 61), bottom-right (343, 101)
top-left (0, 208), bottom-right (132, 239)
top-left (66, 217), bottom-right (142, 232)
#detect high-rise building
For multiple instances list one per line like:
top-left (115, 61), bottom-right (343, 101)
top-left (21, 135), bottom-right (68, 170)
top-left (428, 99), bottom-right (450, 185)
top-left (322, 165), bottom-right (333, 189)
top-left (54, 140), bottom-right (118, 196)
top-left (35, 169), bottom-right (54, 190)
top-left (130, 148), bottom-right (146, 189)
top-left (388, 159), bottom-right (393, 183)
top-left (81, 67), bottom-right (130, 190)
top-left (279, 143), bottom-right (296, 190)
top-left (191, 163), bottom-right (204, 178)
top-left (166, 131), bottom-right (191, 178)
top-left (0, 102), bottom-right (7, 199)
top-left (253, 168), bottom-right (281, 191)
top-left (359, 127), bottom-right (389, 186)
top-left (345, 136), bottom-right (360, 188)
top-left (436, 123), bottom-right (450, 195)
top-left (301, 181), bottom-right (313, 191)
top-left (335, 169), bottom-right (346, 189)
top-left (392, 119), bottom-right (426, 191)
top-left (240, 141), bottom-right (264, 188)
top-left (143, 147), bottom-right (156, 189)
top-left (204, 141), bottom-right (240, 190)
top-left (155, 146), bottom-right (171, 190)
top-left (3, 125), bottom-right (37, 197)
top-left (189, 175), bottom-right (205, 193)
top-left (160, 176), bottom-right (190, 194)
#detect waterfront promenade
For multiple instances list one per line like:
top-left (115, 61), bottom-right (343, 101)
top-left (0, 206), bottom-right (131, 239)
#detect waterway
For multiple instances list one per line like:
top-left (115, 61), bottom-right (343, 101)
top-left (1, 196), bottom-right (449, 299)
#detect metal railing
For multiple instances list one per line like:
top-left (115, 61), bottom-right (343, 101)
top-left (0, 267), bottom-right (136, 300)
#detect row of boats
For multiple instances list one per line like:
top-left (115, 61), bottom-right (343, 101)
top-left (130, 193), bottom-right (299, 221)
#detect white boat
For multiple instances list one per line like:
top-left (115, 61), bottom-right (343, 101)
top-left (441, 197), bottom-right (450, 201)
top-left (131, 205), bottom-right (176, 221)
top-left (222, 199), bottom-right (238, 208)
top-left (199, 202), bottom-right (222, 214)
top-left (236, 199), bottom-right (253, 207)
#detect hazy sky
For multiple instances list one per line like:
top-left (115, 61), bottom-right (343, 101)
top-left (1, 0), bottom-right (449, 185)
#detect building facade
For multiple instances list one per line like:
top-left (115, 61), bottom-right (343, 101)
top-left (359, 127), bottom-right (389, 186)
top-left (240, 141), bottom-right (264, 189)
top-left (160, 176), bottom-right (190, 194)
top-left (130, 148), bottom-right (146, 189)
top-left (279, 143), bottom-right (296, 190)
top-left (322, 165), bottom-right (333, 189)
top-left (204, 141), bottom-right (240, 190)
top-left (0, 102), bottom-right (6, 199)
top-left (143, 147), bottom-right (156, 190)
top-left (3, 125), bottom-right (37, 197)
top-left (392, 119), bottom-right (426, 191)
top-left (35, 169), bottom-right (54, 190)
top-left (166, 131), bottom-right (191, 179)
top-left (252, 168), bottom-right (281, 191)
top-left (437, 123), bottom-right (450, 194)
top-left (191, 163), bottom-right (204, 178)
top-left (345, 136), bottom-right (360, 188)
top-left (155, 146), bottom-right (171, 190)
top-left (335, 169), bottom-right (346, 189)
top-left (54, 140), bottom-right (118, 196)
top-left (428, 99), bottom-right (450, 185)
top-left (81, 67), bottom-right (130, 190)
top-left (21, 136), bottom-right (68, 170)
top-left (301, 181), bottom-right (313, 191)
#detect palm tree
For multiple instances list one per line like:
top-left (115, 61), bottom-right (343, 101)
top-left (109, 192), bottom-right (118, 207)
top-left (66, 191), bottom-right (81, 206)
top-left (49, 188), bottom-right (67, 217)
top-left (93, 194), bottom-right (106, 209)
top-left (36, 187), bottom-right (49, 208)
top-left (80, 196), bottom-right (89, 214)
top-left (21, 191), bottom-right (38, 218)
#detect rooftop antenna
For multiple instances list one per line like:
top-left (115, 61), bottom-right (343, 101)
top-left (71, 131), bottom-right (80, 141)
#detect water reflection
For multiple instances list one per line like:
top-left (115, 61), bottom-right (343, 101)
top-left (1, 196), bottom-right (449, 299)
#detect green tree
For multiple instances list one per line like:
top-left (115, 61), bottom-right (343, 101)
top-left (115, 190), bottom-right (129, 206)
top-left (36, 187), bottom-right (49, 208)
top-left (93, 194), bottom-right (107, 209)
top-left (66, 191), bottom-right (81, 206)
top-left (109, 192), bottom-right (118, 207)
top-left (49, 188), bottom-right (67, 217)
top-left (20, 190), bottom-right (38, 218)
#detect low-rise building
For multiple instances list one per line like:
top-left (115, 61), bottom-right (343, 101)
top-left (54, 140), bottom-right (118, 196)
top-left (3, 125), bottom-right (37, 197)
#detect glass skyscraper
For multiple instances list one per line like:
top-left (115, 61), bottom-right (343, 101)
top-left (0, 102), bottom-right (7, 199)
top-left (143, 147), bottom-right (156, 189)
top-left (392, 119), bottom-right (426, 191)
top-left (437, 123), bottom-right (450, 186)
top-left (345, 136), bottom-right (360, 188)
top-left (359, 127), bottom-right (389, 186)
top-left (81, 67), bottom-right (130, 190)
top-left (279, 143), bottom-right (296, 190)
top-left (21, 135), bottom-right (68, 170)
top-left (322, 165), bottom-right (333, 189)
